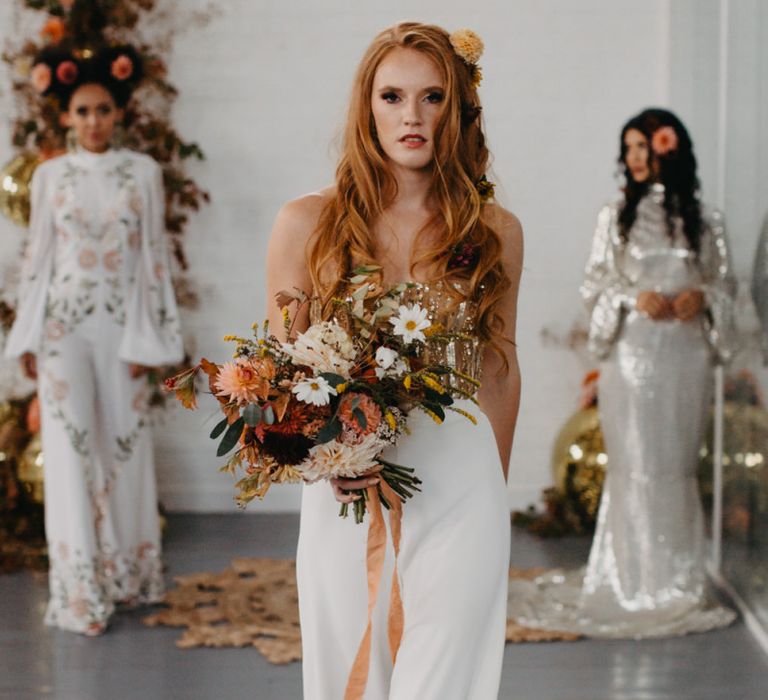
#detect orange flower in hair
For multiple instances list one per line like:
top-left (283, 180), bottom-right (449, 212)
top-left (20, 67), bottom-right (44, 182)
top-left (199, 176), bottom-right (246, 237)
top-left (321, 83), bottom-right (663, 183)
top-left (111, 54), bottom-right (134, 81)
top-left (56, 60), bottom-right (78, 85)
top-left (30, 63), bottom-right (51, 93)
top-left (651, 126), bottom-right (678, 156)
top-left (41, 17), bottom-right (66, 44)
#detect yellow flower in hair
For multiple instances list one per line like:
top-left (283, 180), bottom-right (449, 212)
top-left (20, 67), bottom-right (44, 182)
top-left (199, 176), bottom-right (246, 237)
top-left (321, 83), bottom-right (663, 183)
top-left (449, 29), bottom-right (484, 65)
top-left (470, 64), bottom-right (483, 90)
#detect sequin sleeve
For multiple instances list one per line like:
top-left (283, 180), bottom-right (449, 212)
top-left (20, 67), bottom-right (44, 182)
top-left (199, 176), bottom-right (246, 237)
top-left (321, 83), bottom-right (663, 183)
top-left (580, 204), bottom-right (634, 360)
top-left (699, 208), bottom-right (737, 365)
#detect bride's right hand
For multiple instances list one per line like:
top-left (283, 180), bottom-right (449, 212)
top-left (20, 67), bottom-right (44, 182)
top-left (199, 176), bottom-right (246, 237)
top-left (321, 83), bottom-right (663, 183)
top-left (330, 466), bottom-right (383, 504)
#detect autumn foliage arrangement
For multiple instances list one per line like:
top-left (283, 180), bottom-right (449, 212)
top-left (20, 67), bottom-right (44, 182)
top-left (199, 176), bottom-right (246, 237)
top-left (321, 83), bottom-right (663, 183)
top-left (167, 267), bottom-right (479, 523)
top-left (3, 0), bottom-right (211, 272)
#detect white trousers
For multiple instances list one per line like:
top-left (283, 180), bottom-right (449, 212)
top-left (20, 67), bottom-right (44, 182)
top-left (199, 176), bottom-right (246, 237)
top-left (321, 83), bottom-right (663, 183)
top-left (38, 318), bottom-right (163, 634)
top-left (297, 403), bottom-right (510, 699)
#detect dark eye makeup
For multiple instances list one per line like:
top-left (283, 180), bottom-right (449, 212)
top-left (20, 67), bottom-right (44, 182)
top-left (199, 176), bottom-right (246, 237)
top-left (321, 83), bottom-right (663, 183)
top-left (74, 104), bottom-right (114, 116)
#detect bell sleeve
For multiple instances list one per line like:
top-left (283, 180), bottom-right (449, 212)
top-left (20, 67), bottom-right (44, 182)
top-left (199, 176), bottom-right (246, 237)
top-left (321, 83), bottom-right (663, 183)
top-left (579, 203), bottom-right (635, 360)
top-left (699, 209), bottom-right (737, 365)
top-left (3, 165), bottom-right (56, 359)
top-left (118, 159), bottom-right (183, 366)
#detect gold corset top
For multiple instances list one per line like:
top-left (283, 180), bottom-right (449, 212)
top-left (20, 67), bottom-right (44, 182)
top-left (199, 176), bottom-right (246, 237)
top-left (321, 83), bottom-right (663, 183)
top-left (312, 280), bottom-right (485, 395)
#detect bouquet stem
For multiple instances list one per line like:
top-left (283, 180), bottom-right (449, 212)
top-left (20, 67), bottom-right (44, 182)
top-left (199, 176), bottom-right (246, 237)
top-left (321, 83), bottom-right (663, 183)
top-left (338, 462), bottom-right (422, 524)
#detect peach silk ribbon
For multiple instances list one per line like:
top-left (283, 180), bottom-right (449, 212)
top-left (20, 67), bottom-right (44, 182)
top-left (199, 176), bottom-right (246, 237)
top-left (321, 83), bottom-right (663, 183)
top-left (343, 481), bottom-right (404, 700)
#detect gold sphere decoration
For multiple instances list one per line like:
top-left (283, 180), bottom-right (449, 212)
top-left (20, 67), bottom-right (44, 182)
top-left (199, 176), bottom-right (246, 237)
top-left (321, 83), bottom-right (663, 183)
top-left (699, 401), bottom-right (768, 540)
top-left (551, 406), bottom-right (607, 520)
top-left (0, 151), bottom-right (40, 228)
top-left (17, 433), bottom-right (44, 505)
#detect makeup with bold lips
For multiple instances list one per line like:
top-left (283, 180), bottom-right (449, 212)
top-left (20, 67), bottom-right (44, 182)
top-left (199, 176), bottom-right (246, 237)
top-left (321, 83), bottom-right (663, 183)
top-left (399, 133), bottom-right (427, 148)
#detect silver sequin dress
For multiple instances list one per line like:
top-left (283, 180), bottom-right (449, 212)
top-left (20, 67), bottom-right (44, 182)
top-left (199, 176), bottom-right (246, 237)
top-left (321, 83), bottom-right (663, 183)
top-left (508, 185), bottom-right (737, 638)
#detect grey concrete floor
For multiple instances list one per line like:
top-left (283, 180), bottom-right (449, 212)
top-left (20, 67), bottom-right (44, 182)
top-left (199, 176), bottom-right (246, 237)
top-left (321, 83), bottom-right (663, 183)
top-left (1, 513), bottom-right (767, 700)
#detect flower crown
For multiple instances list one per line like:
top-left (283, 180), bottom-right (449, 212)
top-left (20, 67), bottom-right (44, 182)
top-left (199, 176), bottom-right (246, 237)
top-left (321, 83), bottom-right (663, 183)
top-left (449, 29), bottom-right (484, 88)
top-left (30, 49), bottom-right (136, 95)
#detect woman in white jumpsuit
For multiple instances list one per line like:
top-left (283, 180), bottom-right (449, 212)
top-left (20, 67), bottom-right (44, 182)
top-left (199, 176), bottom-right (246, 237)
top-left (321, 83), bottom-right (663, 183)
top-left (4, 44), bottom-right (182, 635)
top-left (266, 23), bottom-right (523, 699)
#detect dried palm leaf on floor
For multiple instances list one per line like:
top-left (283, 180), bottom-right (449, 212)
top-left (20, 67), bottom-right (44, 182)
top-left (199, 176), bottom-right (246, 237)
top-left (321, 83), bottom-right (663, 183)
top-left (143, 559), bottom-right (580, 664)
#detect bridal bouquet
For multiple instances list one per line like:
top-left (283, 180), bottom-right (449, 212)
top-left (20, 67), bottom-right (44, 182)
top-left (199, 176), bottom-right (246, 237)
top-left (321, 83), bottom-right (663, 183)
top-left (166, 267), bottom-right (478, 523)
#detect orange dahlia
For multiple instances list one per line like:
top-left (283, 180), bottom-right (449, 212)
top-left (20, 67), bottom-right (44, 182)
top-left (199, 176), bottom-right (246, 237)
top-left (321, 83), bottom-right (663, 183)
top-left (338, 392), bottom-right (382, 435)
top-left (215, 358), bottom-right (272, 405)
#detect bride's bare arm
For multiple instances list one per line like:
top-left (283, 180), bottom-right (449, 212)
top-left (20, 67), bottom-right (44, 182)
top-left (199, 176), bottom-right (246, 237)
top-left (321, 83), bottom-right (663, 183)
top-left (477, 206), bottom-right (523, 481)
top-left (265, 193), bottom-right (326, 342)
top-left (266, 192), bottom-right (371, 504)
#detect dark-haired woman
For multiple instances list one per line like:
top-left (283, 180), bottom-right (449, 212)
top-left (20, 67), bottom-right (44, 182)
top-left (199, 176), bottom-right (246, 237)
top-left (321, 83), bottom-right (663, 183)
top-left (511, 108), bottom-right (735, 638)
top-left (4, 46), bottom-right (182, 635)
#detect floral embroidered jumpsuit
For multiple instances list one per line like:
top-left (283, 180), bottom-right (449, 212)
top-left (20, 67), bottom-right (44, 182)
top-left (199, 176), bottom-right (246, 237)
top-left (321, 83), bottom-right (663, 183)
top-left (4, 148), bottom-right (183, 633)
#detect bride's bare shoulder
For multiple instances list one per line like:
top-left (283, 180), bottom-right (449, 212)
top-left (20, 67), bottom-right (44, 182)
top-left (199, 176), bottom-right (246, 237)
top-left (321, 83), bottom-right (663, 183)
top-left (271, 187), bottom-right (335, 243)
top-left (483, 202), bottom-right (522, 238)
top-left (483, 202), bottom-right (523, 264)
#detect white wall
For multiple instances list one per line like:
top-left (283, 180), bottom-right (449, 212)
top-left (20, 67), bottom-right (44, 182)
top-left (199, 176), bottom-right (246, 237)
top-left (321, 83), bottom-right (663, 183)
top-left (0, 0), bottom-right (672, 512)
top-left (669, 0), bottom-right (768, 356)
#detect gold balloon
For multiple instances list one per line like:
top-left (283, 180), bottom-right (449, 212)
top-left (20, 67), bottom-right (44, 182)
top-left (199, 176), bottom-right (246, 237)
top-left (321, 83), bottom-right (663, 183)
top-left (699, 401), bottom-right (768, 540)
top-left (17, 433), bottom-right (44, 505)
top-left (551, 406), bottom-right (607, 520)
top-left (0, 151), bottom-right (40, 228)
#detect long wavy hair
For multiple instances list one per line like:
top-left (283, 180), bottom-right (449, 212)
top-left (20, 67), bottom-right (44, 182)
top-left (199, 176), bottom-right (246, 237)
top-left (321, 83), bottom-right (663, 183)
top-left (617, 107), bottom-right (703, 253)
top-left (307, 22), bottom-right (511, 357)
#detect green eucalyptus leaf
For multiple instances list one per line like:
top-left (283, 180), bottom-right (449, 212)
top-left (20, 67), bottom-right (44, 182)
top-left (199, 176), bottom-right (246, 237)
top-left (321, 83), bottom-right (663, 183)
top-left (422, 402), bottom-right (445, 422)
top-left (319, 372), bottom-right (346, 389)
top-left (353, 407), bottom-right (367, 430)
top-left (243, 404), bottom-right (263, 426)
top-left (217, 417), bottom-right (245, 457)
top-left (263, 405), bottom-right (276, 425)
top-left (424, 387), bottom-right (453, 406)
top-left (210, 417), bottom-right (228, 440)
top-left (316, 417), bottom-right (342, 444)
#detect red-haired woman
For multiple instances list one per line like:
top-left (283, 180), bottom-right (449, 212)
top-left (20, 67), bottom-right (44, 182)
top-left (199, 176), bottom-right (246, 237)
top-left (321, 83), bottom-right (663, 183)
top-left (266, 23), bottom-right (522, 700)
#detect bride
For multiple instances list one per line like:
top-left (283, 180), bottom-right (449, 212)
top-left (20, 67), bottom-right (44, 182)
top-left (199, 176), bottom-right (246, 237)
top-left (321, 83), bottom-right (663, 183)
top-left (265, 22), bottom-right (522, 700)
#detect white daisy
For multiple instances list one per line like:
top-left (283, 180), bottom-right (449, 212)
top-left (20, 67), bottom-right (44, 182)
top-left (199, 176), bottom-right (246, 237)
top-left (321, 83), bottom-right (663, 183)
top-left (389, 304), bottom-right (431, 344)
top-left (292, 376), bottom-right (337, 406)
